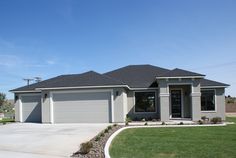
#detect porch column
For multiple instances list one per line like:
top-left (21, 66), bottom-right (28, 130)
top-left (191, 92), bottom-right (201, 121)
top-left (160, 93), bottom-right (170, 121)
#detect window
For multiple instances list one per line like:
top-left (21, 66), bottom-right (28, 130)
top-left (201, 90), bottom-right (215, 111)
top-left (135, 92), bottom-right (156, 112)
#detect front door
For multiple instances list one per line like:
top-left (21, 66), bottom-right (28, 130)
top-left (171, 90), bottom-right (182, 118)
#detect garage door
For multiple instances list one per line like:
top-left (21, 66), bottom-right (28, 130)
top-left (21, 95), bottom-right (42, 123)
top-left (53, 91), bottom-right (111, 123)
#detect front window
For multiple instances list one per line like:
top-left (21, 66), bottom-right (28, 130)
top-left (135, 92), bottom-right (156, 112)
top-left (201, 90), bottom-right (215, 111)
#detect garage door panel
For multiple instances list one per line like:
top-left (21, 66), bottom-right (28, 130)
top-left (21, 95), bottom-right (41, 123)
top-left (53, 92), bottom-right (111, 123)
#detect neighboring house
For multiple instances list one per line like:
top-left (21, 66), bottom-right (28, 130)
top-left (10, 65), bottom-right (229, 123)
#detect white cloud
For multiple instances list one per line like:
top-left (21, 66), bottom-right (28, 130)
top-left (46, 60), bottom-right (55, 65)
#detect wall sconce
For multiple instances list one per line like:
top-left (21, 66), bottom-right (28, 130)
top-left (44, 93), bottom-right (48, 99)
top-left (116, 91), bottom-right (119, 96)
top-left (15, 95), bottom-right (18, 102)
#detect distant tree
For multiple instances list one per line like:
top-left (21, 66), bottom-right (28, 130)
top-left (228, 95), bottom-right (231, 98)
top-left (0, 93), bottom-right (6, 106)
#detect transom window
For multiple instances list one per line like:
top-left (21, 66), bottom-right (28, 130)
top-left (201, 90), bottom-right (215, 111)
top-left (135, 92), bottom-right (156, 112)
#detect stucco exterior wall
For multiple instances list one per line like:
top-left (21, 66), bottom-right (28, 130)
top-left (41, 91), bottom-right (51, 123)
top-left (14, 94), bottom-right (20, 122)
top-left (201, 88), bottom-right (226, 120)
top-left (113, 88), bottom-right (126, 122)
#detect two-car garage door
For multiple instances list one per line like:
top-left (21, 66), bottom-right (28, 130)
top-left (52, 91), bottom-right (111, 123)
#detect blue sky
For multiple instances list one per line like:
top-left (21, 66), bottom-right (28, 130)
top-left (0, 0), bottom-right (236, 99)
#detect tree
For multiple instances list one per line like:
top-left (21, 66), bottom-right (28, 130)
top-left (0, 93), bottom-right (6, 106)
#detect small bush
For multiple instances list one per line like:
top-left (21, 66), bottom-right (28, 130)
top-left (161, 121), bottom-right (165, 125)
top-left (104, 129), bottom-right (109, 133)
top-left (211, 117), bottom-right (222, 124)
top-left (198, 120), bottom-right (203, 125)
top-left (179, 122), bottom-right (184, 125)
top-left (126, 117), bottom-right (132, 122)
top-left (107, 126), bottom-right (112, 130)
top-left (125, 121), bottom-right (129, 126)
top-left (113, 123), bottom-right (117, 127)
top-left (100, 132), bottom-right (105, 137)
top-left (201, 116), bottom-right (207, 121)
top-left (148, 117), bottom-right (152, 121)
top-left (144, 122), bottom-right (148, 126)
top-left (95, 135), bottom-right (100, 141)
top-left (79, 141), bottom-right (93, 154)
top-left (141, 118), bottom-right (146, 122)
top-left (152, 119), bottom-right (157, 122)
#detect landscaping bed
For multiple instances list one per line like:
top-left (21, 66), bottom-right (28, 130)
top-left (72, 124), bottom-right (123, 158)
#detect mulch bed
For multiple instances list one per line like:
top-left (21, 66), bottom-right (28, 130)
top-left (72, 125), bottom-right (123, 158)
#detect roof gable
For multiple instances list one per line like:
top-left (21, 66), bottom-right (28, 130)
top-left (157, 68), bottom-right (205, 78)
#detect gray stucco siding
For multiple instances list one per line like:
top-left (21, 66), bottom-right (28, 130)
top-left (41, 91), bottom-right (51, 123)
top-left (113, 88), bottom-right (126, 122)
top-left (200, 88), bottom-right (226, 120)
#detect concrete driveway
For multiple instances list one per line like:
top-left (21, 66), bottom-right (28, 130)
top-left (0, 123), bottom-right (108, 158)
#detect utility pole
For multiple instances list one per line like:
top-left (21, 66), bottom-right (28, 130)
top-left (34, 77), bottom-right (42, 83)
top-left (23, 78), bottom-right (34, 86)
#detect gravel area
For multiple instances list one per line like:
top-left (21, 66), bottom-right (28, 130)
top-left (72, 125), bottom-right (123, 158)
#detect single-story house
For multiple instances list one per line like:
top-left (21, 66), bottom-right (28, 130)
top-left (10, 65), bottom-right (229, 123)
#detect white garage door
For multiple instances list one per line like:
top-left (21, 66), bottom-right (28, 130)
top-left (53, 91), bottom-right (111, 123)
top-left (21, 95), bottom-right (42, 123)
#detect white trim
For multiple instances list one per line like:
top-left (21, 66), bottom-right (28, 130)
top-left (200, 89), bottom-right (217, 113)
top-left (49, 92), bottom-right (54, 123)
top-left (156, 76), bottom-right (205, 79)
top-left (123, 91), bottom-right (128, 122)
top-left (191, 92), bottom-right (201, 97)
top-left (129, 87), bottom-right (158, 90)
top-left (104, 123), bottom-right (226, 158)
top-left (201, 86), bottom-right (228, 88)
top-left (35, 85), bottom-right (129, 90)
top-left (170, 88), bottom-right (184, 119)
top-left (19, 96), bottom-right (23, 122)
top-left (50, 89), bottom-right (114, 123)
top-left (159, 93), bottom-right (170, 97)
top-left (133, 90), bottom-right (157, 114)
top-left (10, 90), bottom-right (41, 93)
top-left (111, 90), bottom-right (114, 122)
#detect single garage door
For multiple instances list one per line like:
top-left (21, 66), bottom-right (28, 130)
top-left (53, 91), bottom-right (111, 123)
top-left (21, 95), bottom-right (42, 123)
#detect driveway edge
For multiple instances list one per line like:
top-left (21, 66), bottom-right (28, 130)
top-left (104, 123), bottom-right (226, 158)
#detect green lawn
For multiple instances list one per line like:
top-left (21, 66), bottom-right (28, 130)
top-left (109, 117), bottom-right (236, 158)
top-left (0, 118), bottom-right (14, 123)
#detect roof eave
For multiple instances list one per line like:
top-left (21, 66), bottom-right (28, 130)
top-left (201, 85), bottom-right (229, 88)
top-left (35, 85), bottom-right (130, 90)
top-left (156, 76), bottom-right (205, 79)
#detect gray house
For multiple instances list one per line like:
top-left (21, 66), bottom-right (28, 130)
top-left (10, 65), bottom-right (229, 123)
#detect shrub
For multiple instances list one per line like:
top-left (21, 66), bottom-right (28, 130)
top-left (161, 121), bottom-right (165, 125)
top-left (104, 129), bottom-right (109, 133)
top-left (107, 126), bottom-right (112, 130)
top-left (113, 123), bottom-right (117, 127)
top-left (198, 120), bottom-right (203, 125)
top-left (211, 117), bottom-right (222, 124)
top-left (144, 122), bottom-right (148, 126)
top-left (126, 117), bottom-right (132, 122)
top-left (141, 118), bottom-right (146, 122)
top-left (152, 119), bottom-right (157, 122)
top-left (79, 141), bottom-right (93, 154)
top-left (179, 122), bottom-right (184, 125)
top-left (125, 121), bottom-right (129, 126)
top-left (148, 117), bottom-right (152, 121)
top-left (95, 135), bottom-right (100, 141)
top-left (201, 116), bottom-right (207, 121)
top-left (100, 132), bottom-right (105, 137)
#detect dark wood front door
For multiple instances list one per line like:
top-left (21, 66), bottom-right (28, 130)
top-left (171, 90), bottom-right (182, 118)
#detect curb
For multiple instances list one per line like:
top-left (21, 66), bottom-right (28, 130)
top-left (104, 123), bottom-right (226, 158)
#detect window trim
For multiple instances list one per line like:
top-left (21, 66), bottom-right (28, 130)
top-left (133, 91), bottom-right (157, 114)
top-left (201, 89), bottom-right (217, 113)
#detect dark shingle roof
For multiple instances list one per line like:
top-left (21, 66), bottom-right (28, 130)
top-left (158, 68), bottom-right (205, 78)
top-left (104, 64), bottom-right (170, 88)
top-left (10, 71), bottom-right (126, 92)
top-left (200, 79), bottom-right (229, 87)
